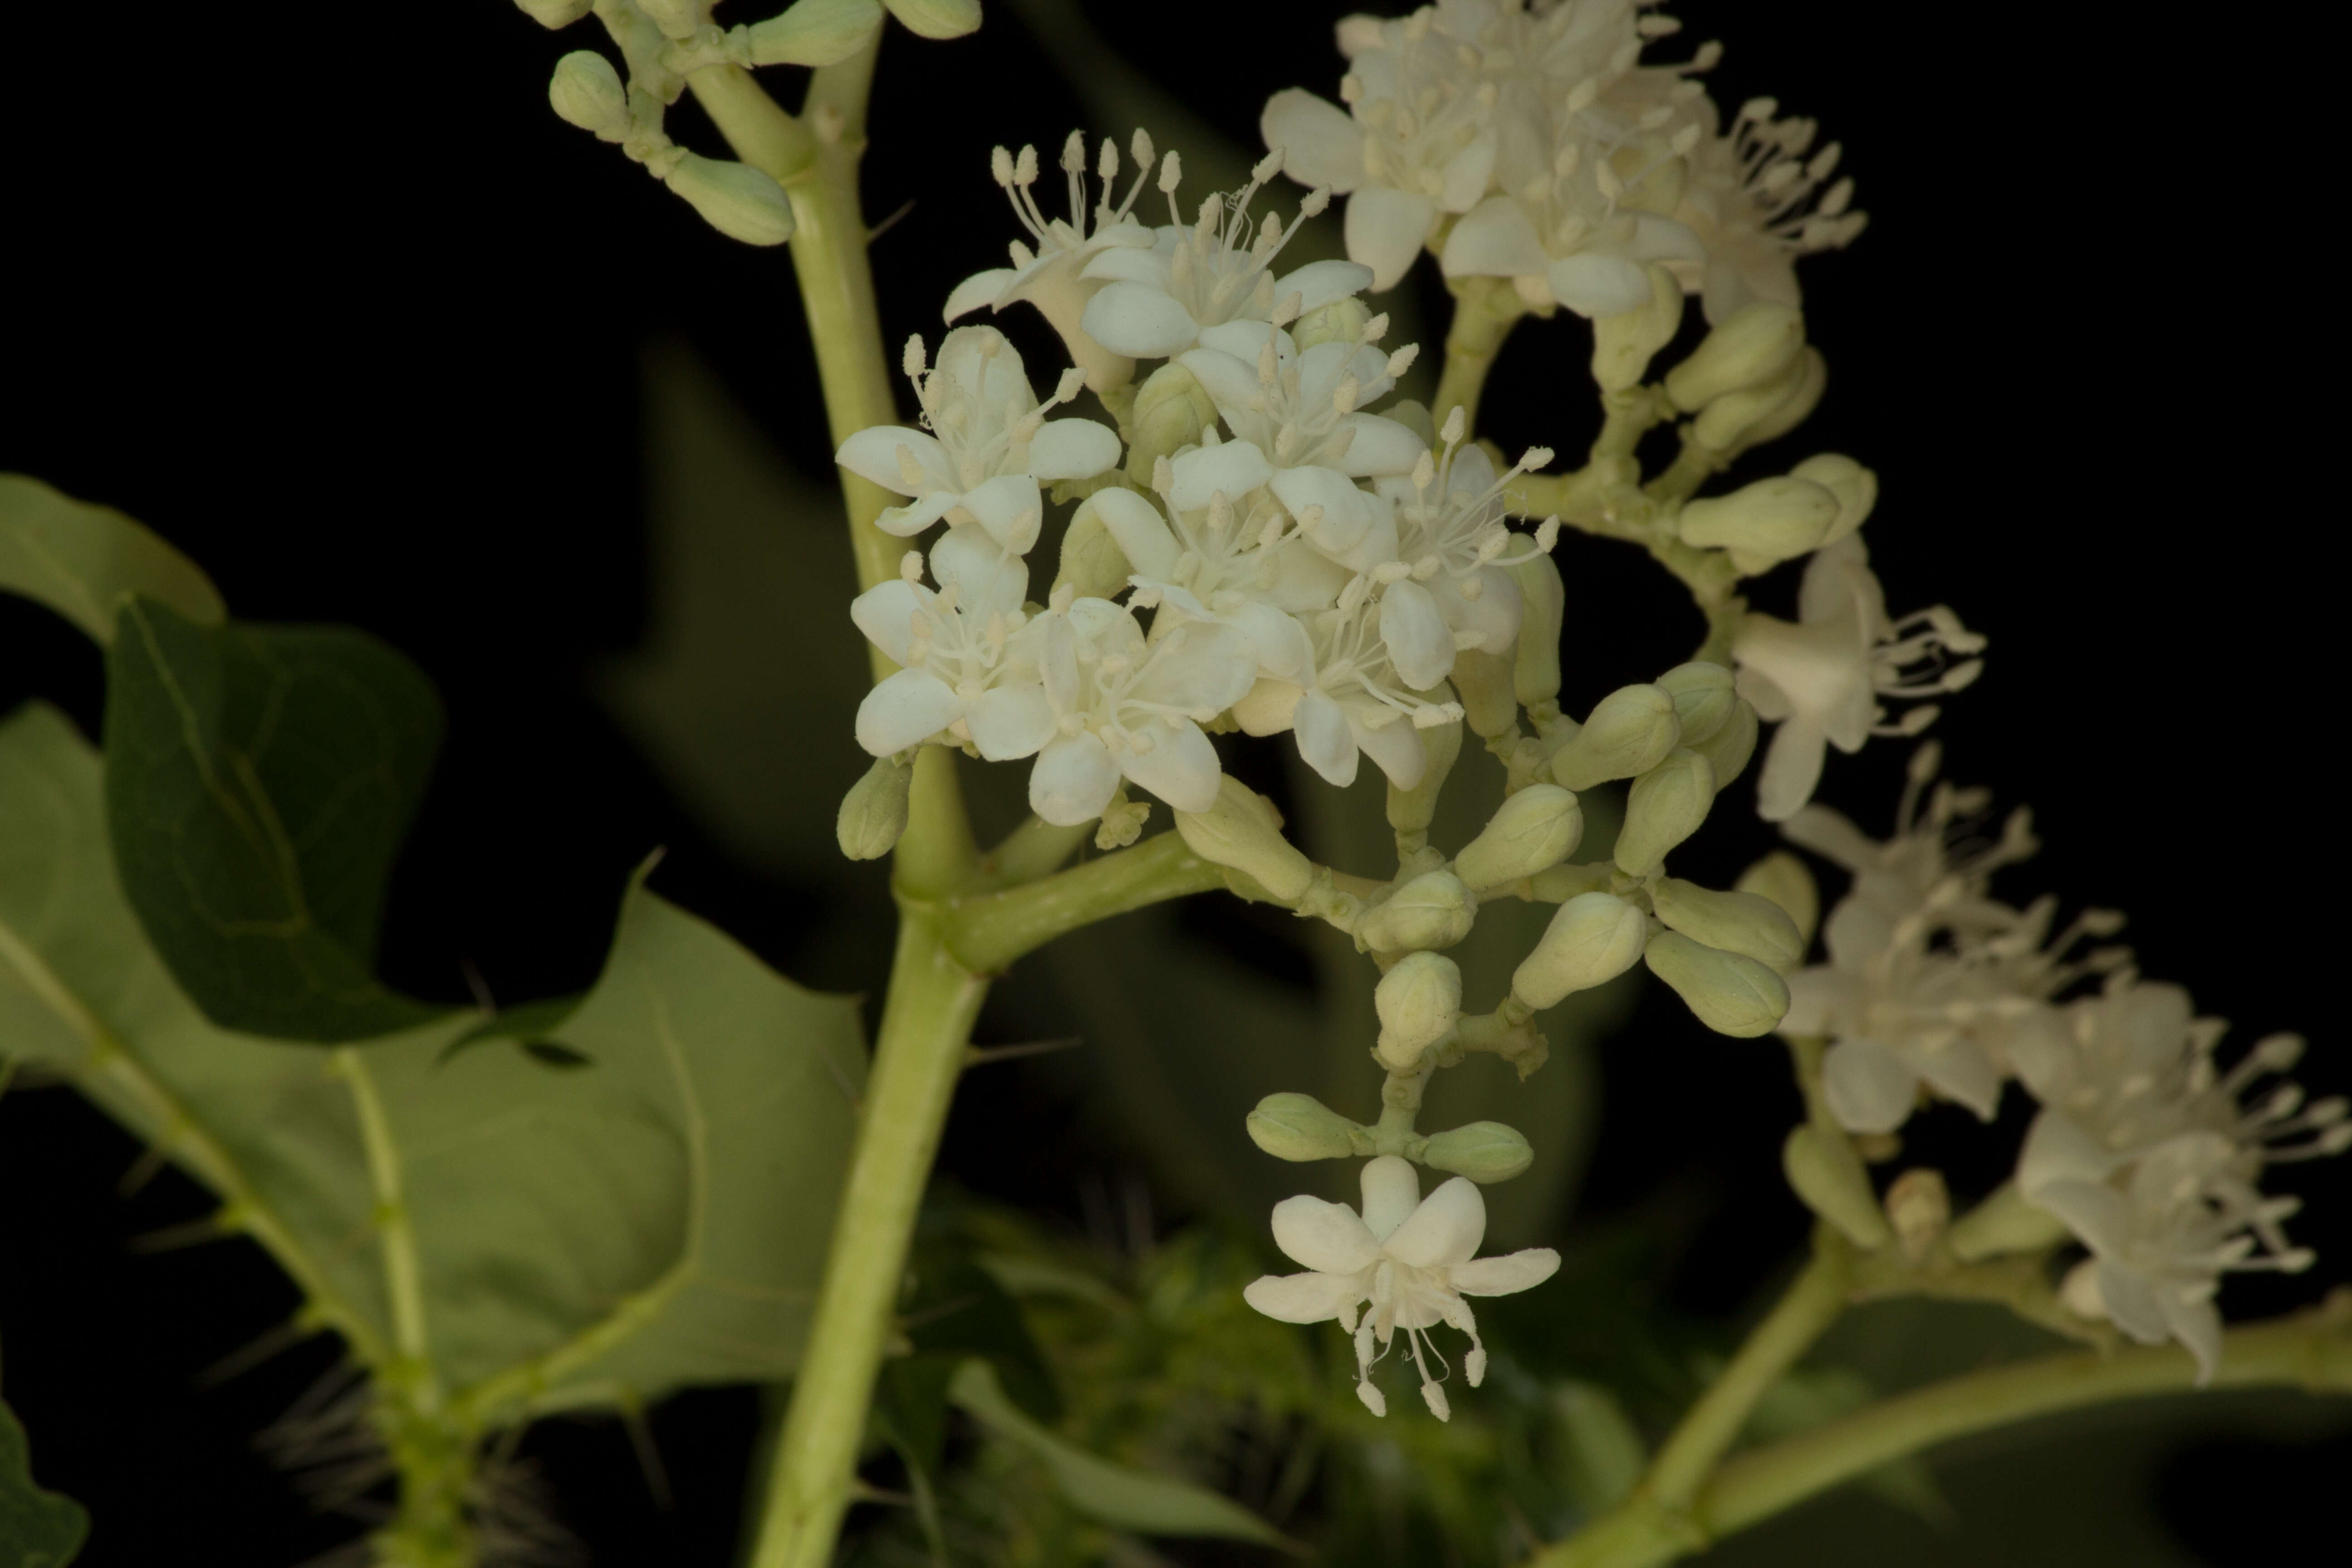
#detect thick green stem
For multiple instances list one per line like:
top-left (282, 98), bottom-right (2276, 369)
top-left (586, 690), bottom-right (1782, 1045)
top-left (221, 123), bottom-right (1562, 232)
top-left (942, 832), bottom-right (1225, 974)
top-left (979, 815), bottom-right (1093, 887)
top-left (1433, 275), bottom-right (1526, 435)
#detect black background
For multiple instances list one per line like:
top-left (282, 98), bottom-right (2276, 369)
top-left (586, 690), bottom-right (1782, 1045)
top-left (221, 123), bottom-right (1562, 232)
top-left (1, 2), bottom-right (2342, 1564)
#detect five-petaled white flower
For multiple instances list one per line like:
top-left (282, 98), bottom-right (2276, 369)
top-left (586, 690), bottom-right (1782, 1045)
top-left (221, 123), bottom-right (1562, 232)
top-left (1244, 1155), bottom-right (1559, 1419)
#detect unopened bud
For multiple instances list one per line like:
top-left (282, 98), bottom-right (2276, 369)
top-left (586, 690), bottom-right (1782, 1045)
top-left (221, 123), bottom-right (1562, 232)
top-left (1374, 951), bottom-right (1462, 1068)
top-left (1293, 296), bottom-right (1372, 350)
top-left (1590, 262), bottom-right (1686, 392)
top-left (1358, 871), bottom-right (1475, 954)
top-left (1052, 495), bottom-right (1134, 601)
top-left (746, 0), bottom-right (889, 66)
top-left (1455, 784), bottom-right (1583, 891)
top-left (1664, 301), bottom-right (1803, 411)
top-left (1509, 554), bottom-right (1566, 708)
top-left (1883, 1167), bottom-right (1950, 1263)
top-left (1613, 749), bottom-right (1715, 877)
top-left (1735, 851), bottom-right (1819, 950)
top-left (883, 0), bottom-right (983, 39)
top-left (1125, 363), bottom-right (1218, 483)
top-left (1650, 877), bottom-right (1804, 974)
top-left (1421, 1121), bottom-right (1534, 1183)
top-left (1676, 476), bottom-right (1838, 569)
top-left (549, 51), bottom-right (628, 140)
top-left (1782, 1125), bottom-right (1892, 1249)
top-left (515, 0), bottom-right (593, 26)
top-left (1513, 892), bottom-right (1647, 1009)
top-left (1685, 696), bottom-right (1757, 785)
top-left (1645, 930), bottom-right (1788, 1037)
top-left (1550, 684), bottom-right (1679, 790)
top-left (1451, 648), bottom-right (1519, 739)
top-left (1946, 1180), bottom-right (2072, 1261)
top-left (1788, 453), bottom-right (1877, 546)
top-left (664, 153), bottom-right (797, 246)
top-left (1701, 347), bottom-right (1825, 452)
top-left (837, 755), bottom-right (911, 860)
top-left (1654, 661), bottom-right (1734, 746)
top-left (1175, 777), bottom-right (1313, 902)
top-left (1247, 1093), bottom-right (1365, 1162)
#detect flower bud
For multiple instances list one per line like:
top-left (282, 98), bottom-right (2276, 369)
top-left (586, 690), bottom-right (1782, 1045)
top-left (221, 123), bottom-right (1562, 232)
top-left (1664, 301), bottom-right (1803, 411)
top-left (746, 0), bottom-right (889, 67)
top-left (1676, 476), bottom-right (1838, 569)
top-left (1884, 1167), bottom-right (1950, 1264)
top-left (1450, 648), bottom-right (1519, 739)
top-left (1512, 892), bottom-right (1647, 1009)
top-left (1613, 749), bottom-right (1715, 877)
top-left (837, 755), bottom-right (911, 860)
top-left (1247, 1093), bottom-right (1364, 1162)
top-left (1357, 871), bottom-right (1475, 954)
top-left (1550, 683), bottom-right (1679, 790)
top-left (1374, 951), bottom-right (1462, 1068)
top-left (1946, 1180), bottom-right (2073, 1261)
top-left (1650, 877), bottom-right (1804, 974)
top-left (1654, 661), bottom-right (1734, 746)
top-left (1386, 715), bottom-right (1464, 839)
top-left (1788, 453), bottom-right (1877, 546)
top-left (1421, 1121), bottom-right (1534, 1184)
top-left (1293, 296), bottom-right (1372, 350)
top-left (1125, 363), bottom-right (1218, 484)
top-left (1590, 263), bottom-right (1685, 392)
top-left (664, 153), bottom-right (797, 246)
top-left (1699, 347), bottom-right (1825, 453)
top-left (549, 50), bottom-right (628, 141)
top-left (1782, 1125), bottom-right (1893, 1249)
top-left (515, 0), bottom-right (593, 27)
top-left (883, 0), bottom-right (983, 38)
top-left (1509, 554), bottom-right (1566, 708)
top-left (1175, 776), bottom-right (1313, 902)
top-left (1735, 850), bottom-right (1819, 950)
top-left (1455, 784), bottom-right (1583, 892)
top-left (1053, 495), bottom-right (1135, 601)
top-left (1644, 931), bottom-right (1788, 1037)
top-left (1684, 696), bottom-right (1757, 785)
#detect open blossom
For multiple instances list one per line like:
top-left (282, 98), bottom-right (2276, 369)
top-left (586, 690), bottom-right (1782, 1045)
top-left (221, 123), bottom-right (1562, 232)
top-left (849, 532), bottom-right (1050, 759)
top-left (1732, 535), bottom-right (1985, 822)
top-left (1669, 95), bottom-right (1868, 325)
top-left (1244, 1156), bottom-right (1559, 1419)
top-left (1375, 421), bottom-right (1560, 659)
top-left (1177, 316), bottom-right (1426, 480)
top-left (835, 327), bottom-right (1118, 539)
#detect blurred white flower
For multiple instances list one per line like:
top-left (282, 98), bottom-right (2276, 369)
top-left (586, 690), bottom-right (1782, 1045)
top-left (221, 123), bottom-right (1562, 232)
top-left (1671, 95), bottom-right (1869, 325)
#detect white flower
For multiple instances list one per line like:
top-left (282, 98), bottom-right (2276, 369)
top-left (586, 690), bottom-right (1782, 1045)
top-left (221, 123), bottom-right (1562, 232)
top-left (946, 132), bottom-right (1165, 390)
top-left (835, 327), bottom-right (1117, 542)
top-left (1177, 317), bottom-right (1426, 480)
top-left (1078, 151), bottom-right (1372, 363)
top-left (1732, 535), bottom-right (1985, 822)
top-left (1244, 1155), bottom-right (1560, 1419)
top-left (1670, 96), bottom-right (1869, 325)
top-left (1374, 416), bottom-right (1560, 659)
top-left (849, 532), bottom-right (1051, 759)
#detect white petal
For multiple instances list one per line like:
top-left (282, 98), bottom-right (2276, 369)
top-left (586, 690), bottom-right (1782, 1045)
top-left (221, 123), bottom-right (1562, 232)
top-left (1271, 465), bottom-right (1394, 571)
top-left (1078, 245), bottom-right (1175, 289)
top-left (1754, 715), bottom-right (1829, 822)
top-left (1270, 1194), bottom-right (1383, 1274)
top-left (1379, 579), bottom-right (1455, 690)
top-left (1345, 186), bottom-right (1438, 291)
top-left (1196, 318), bottom-right (1291, 366)
top-left (2160, 1292), bottom-right (2224, 1385)
top-left (2093, 1260), bottom-right (2171, 1348)
top-left (1027, 417), bottom-right (1121, 482)
top-left (1260, 88), bottom-right (1366, 191)
top-left (2031, 1177), bottom-right (2132, 1258)
top-left (937, 324), bottom-right (1035, 413)
top-left (837, 426), bottom-right (952, 495)
top-left (1439, 195), bottom-right (1548, 279)
top-left (1350, 707), bottom-right (1427, 789)
top-left (855, 667), bottom-right (964, 755)
top-left (1912, 1039), bottom-right (2004, 1122)
top-left (1382, 1176), bottom-right (1486, 1269)
top-left (929, 524), bottom-right (1028, 620)
top-left (1627, 213), bottom-right (1708, 264)
top-left (1080, 488), bottom-right (1175, 584)
top-left (1360, 1156), bottom-right (1421, 1240)
top-left (1243, 1270), bottom-right (1368, 1324)
top-left (960, 473), bottom-right (1044, 555)
top-left (1079, 280), bottom-right (1200, 358)
top-left (1224, 600), bottom-right (1314, 683)
top-left (1820, 1038), bottom-right (1919, 1135)
top-left (1170, 440), bottom-right (1274, 512)
top-left (1131, 622), bottom-right (1256, 714)
top-left (1294, 688), bottom-right (1358, 784)
top-left (1177, 346), bottom-right (1264, 413)
top-left (1029, 732), bottom-right (1121, 825)
top-left (964, 683), bottom-right (1056, 761)
top-left (1546, 252), bottom-right (1657, 319)
top-left (849, 579), bottom-right (926, 667)
top-left (1440, 564), bottom-right (1521, 654)
top-left (2016, 1111), bottom-right (2117, 1198)
top-left (1436, 132), bottom-right (1497, 213)
top-left (1330, 412), bottom-right (1428, 476)
top-left (1273, 258), bottom-right (1376, 315)
top-left (1117, 716), bottom-right (1223, 813)
top-left (874, 490), bottom-right (958, 537)
top-left (1234, 676), bottom-right (1303, 736)
top-left (1449, 1246), bottom-right (1562, 1297)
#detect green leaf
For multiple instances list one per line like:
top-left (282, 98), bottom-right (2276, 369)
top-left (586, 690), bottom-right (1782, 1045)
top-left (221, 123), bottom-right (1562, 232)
top-left (0, 1397), bottom-right (87, 1568)
top-left (101, 595), bottom-right (447, 1042)
top-left (0, 473), bottom-right (224, 645)
top-left (1, 702), bottom-right (866, 1421)
top-left (946, 1359), bottom-right (1293, 1548)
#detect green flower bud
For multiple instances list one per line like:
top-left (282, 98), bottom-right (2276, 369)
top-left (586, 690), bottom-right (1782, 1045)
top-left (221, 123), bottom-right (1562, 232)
top-left (1053, 494), bottom-right (1135, 601)
top-left (837, 755), bottom-right (911, 861)
top-left (1782, 1125), bottom-right (1893, 1249)
top-left (1421, 1121), bottom-right (1534, 1183)
top-left (1700, 347), bottom-right (1825, 453)
top-left (1512, 892), bottom-right (1647, 1009)
top-left (1788, 453), bottom-right (1877, 546)
top-left (1613, 748), bottom-right (1715, 877)
top-left (1509, 554), bottom-right (1566, 709)
top-left (549, 50), bottom-right (628, 141)
top-left (1550, 683), bottom-right (1679, 790)
top-left (884, 0), bottom-right (983, 38)
top-left (1665, 302), bottom-right (1804, 411)
top-left (1293, 296), bottom-right (1372, 350)
top-left (1455, 783), bottom-right (1583, 892)
top-left (1386, 713), bottom-right (1464, 839)
top-left (1175, 777), bottom-right (1313, 902)
top-left (515, 0), bottom-right (593, 28)
top-left (1374, 951), bottom-right (1463, 1069)
top-left (1650, 877), bottom-right (1805, 974)
top-left (1451, 648), bottom-right (1519, 739)
top-left (664, 153), bottom-right (797, 246)
top-left (746, 0), bottom-right (887, 66)
top-left (1655, 661), bottom-right (1735, 746)
top-left (1644, 930), bottom-right (1788, 1037)
top-left (1685, 696), bottom-right (1757, 785)
top-left (1946, 1180), bottom-right (2073, 1261)
top-left (1676, 475), bottom-right (1838, 571)
top-left (1247, 1093), bottom-right (1364, 1162)
top-left (1358, 871), bottom-right (1475, 954)
top-left (1125, 363), bottom-right (1218, 484)
top-left (1590, 263), bottom-right (1686, 392)
top-left (1735, 850), bottom-right (1819, 950)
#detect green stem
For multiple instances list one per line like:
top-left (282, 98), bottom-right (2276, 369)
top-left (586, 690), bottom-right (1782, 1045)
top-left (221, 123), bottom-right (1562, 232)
top-left (338, 1049), bottom-right (438, 1412)
top-left (942, 832), bottom-right (1225, 974)
top-left (979, 815), bottom-right (1095, 887)
top-left (1432, 275), bottom-right (1525, 435)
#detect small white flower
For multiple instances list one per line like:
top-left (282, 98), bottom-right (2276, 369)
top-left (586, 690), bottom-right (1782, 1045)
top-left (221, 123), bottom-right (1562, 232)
top-left (1178, 318), bottom-right (1426, 480)
top-left (849, 531), bottom-right (1051, 760)
top-left (1234, 579), bottom-right (1470, 790)
top-left (1732, 535), bottom-right (1985, 822)
top-left (1244, 1155), bottom-right (1560, 1419)
top-left (1670, 96), bottom-right (1869, 325)
top-left (1374, 418), bottom-right (1561, 660)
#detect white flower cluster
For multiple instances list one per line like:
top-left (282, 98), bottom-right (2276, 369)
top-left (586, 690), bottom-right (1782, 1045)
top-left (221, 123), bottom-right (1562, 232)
top-left (1782, 748), bottom-right (2348, 1378)
top-left (1258, 0), bottom-right (1864, 319)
